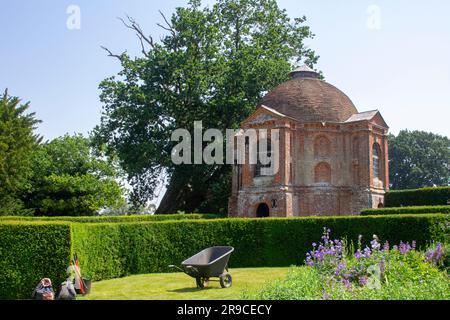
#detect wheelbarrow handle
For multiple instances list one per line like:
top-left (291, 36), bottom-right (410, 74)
top-left (185, 265), bottom-right (199, 274)
top-left (168, 265), bottom-right (184, 272)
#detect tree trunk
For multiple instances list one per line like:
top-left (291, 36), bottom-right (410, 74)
top-left (155, 167), bottom-right (206, 214)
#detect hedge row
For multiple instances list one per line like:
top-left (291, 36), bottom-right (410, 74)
top-left (2, 214), bottom-right (448, 299)
top-left (385, 187), bottom-right (450, 207)
top-left (0, 213), bottom-right (219, 224)
top-left (71, 214), bottom-right (449, 281)
top-left (0, 222), bottom-right (72, 300)
top-left (361, 205), bottom-right (450, 216)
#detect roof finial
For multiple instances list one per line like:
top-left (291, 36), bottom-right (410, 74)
top-left (289, 64), bottom-right (319, 79)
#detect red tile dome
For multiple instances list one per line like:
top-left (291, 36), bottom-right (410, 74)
top-left (260, 66), bottom-right (358, 123)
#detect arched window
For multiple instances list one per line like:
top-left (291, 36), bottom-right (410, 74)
top-left (314, 136), bottom-right (331, 158)
top-left (255, 139), bottom-right (272, 177)
top-left (372, 143), bottom-right (381, 180)
top-left (314, 162), bottom-right (331, 184)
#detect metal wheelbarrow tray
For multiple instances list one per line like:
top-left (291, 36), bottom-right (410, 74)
top-left (170, 246), bottom-right (234, 289)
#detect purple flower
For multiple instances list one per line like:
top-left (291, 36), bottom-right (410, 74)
top-left (306, 227), bottom-right (346, 269)
top-left (335, 262), bottom-right (345, 276)
top-left (383, 241), bottom-right (390, 252)
top-left (398, 241), bottom-right (413, 255)
top-left (359, 276), bottom-right (368, 286)
top-left (306, 256), bottom-right (314, 267)
top-left (371, 235), bottom-right (381, 251)
top-left (425, 243), bottom-right (443, 265)
top-left (342, 278), bottom-right (352, 290)
top-left (371, 239), bottom-right (381, 251)
top-left (363, 247), bottom-right (372, 258)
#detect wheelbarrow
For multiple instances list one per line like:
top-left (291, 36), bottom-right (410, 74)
top-left (169, 246), bottom-right (234, 289)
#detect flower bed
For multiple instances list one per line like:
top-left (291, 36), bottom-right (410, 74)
top-left (246, 228), bottom-right (450, 300)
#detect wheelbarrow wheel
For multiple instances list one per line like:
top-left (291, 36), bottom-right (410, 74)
top-left (196, 277), bottom-right (209, 289)
top-left (219, 273), bottom-right (232, 288)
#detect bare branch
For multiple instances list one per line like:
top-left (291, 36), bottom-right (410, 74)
top-left (156, 23), bottom-right (174, 34)
top-left (100, 45), bottom-right (126, 61)
top-left (135, 34), bottom-right (150, 57)
top-left (158, 10), bottom-right (175, 36)
top-left (159, 10), bottom-right (172, 28)
top-left (118, 15), bottom-right (155, 51)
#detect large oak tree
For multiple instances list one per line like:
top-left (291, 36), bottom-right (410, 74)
top-left (93, 0), bottom-right (319, 213)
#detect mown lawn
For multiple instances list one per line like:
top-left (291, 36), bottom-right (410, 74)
top-left (79, 267), bottom-right (290, 300)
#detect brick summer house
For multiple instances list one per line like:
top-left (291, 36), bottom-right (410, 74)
top-left (228, 65), bottom-right (389, 217)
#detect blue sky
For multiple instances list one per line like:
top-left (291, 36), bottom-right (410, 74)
top-left (1, 0), bottom-right (449, 140)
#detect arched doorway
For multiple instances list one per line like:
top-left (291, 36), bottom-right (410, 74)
top-left (256, 203), bottom-right (270, 218)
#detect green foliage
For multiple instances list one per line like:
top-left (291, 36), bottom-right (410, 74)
top-left (241, 266), bottom-right (324, 300)
top-left (0, 222), bottom-right (72, 299)
top-left (0, 90), bottom-right (41, 216)
top-left (389, 130), bottom-right (450, 189)
top-left (0, 213), bottom-right (219, 223)
top-left (93, 0), bottom-right (319, 213)
top-left (245, 254), bottom-right (450, 300)
top-left (361, 205), bottom-right (450, 216)
top-left (25, 134), bottom-right (125, 216)
top-left (71, 214), bottom-right (448, 281)
top-left (385, 187), bottom-right (450, 207)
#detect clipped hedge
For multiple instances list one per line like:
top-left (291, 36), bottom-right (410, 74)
top-left (385, 187), bottom-right (450, 207)
top-left (0, 222), bottom-right (72, 300)
top-left (361, 205), bottom-right (450, 216)
top-left (0, 213), bottom-right (219, 224)
top-left (2, 214), bottom-right (448, 299)
top-left (71, 214), bottom-right (449, 281)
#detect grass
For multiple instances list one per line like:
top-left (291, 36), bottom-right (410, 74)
top-left (79, 267), bottom-right (289, 300)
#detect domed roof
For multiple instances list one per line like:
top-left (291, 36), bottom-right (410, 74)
top-left (259, 67), bottom-right (358, 123)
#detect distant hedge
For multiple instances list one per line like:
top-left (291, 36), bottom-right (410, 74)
top-left (71, 214), bottom-right (449, 281)
top-left (0, 213), bottom-right (219, 224)
top-left (385, 187), bottom-right (450, 207)
top-left (0, 222), bottom-right (72, 300)
top-left (361, 205), bottom-right (450, 216)
top-left (2, 214), bottom-right (448, 299)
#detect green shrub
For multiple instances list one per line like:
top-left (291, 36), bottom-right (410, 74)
top-left (71, 214), bottom-right (449, 281)
top-left (0, 213), bottom-right (219, 223)
top-left (242, 267), bottom-right (323, 300)
top-left (385, 187), bottom-right (450, 207)
top-left (0, 222), bottom-right (72, 300)
top-left (361, 205), bottom-right (450, 216)
top-left (26, 134), bottom-right (125, 217)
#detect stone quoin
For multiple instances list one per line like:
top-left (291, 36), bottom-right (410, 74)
top-left (228, 65), bottom-right (389, 217)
